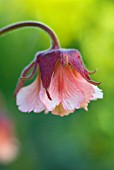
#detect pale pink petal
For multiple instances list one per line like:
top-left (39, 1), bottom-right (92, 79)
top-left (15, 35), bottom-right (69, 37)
top-left (39, 63), bottom-right (84, 112)
top-left (16, 76), bottom-right (45, 113)
top-left (39, 74), bottom-right (61, 111)
top-left (80, 85), bottom-right (103, 110)
top-left (72, 69), bottom-right (103, 110)
top-left (91, 85), bottom-right (103, 100)
top-left (61, 67), bottom-right (84, 110)
top-left (74, 76), bottom-right (95, 110)
top-left (44, 109), bottom-right (49, 114)
top-left (39, 62), bottom-right (103, 115)
top-left (80, 102), bottom-right (88, 111)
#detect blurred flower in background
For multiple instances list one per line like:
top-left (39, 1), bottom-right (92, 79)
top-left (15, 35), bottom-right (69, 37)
top-left (0, 114), bottom-right (19, 164)
top-left (0, 93), bottom-right (19, 164)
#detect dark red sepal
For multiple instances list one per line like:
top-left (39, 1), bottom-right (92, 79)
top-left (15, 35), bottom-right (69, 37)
top-left (61, 49), bottom-right (100, 86)
top-left (37, 50), bottom-right (60, 89)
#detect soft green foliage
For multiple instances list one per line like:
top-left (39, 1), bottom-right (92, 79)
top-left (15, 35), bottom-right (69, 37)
top-left (0, 0), bottom-right (114, 169)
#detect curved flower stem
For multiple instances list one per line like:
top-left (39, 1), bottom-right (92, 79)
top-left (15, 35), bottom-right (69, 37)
top-left (0, 21), bottom-right (60, 49)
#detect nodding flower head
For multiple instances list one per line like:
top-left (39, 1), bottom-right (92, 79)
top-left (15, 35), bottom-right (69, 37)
top-left (15, 48), bottom-right (103, 116)
top-left (0, 22), bottom-right (103, 116)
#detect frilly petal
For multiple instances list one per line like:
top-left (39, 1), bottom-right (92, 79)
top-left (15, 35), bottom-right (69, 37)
top-left (16, 76), bottom-right (45, 113)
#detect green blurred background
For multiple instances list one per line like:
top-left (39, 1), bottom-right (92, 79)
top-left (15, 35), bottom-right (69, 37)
top-left (0, 0), bottom-right (114, 169)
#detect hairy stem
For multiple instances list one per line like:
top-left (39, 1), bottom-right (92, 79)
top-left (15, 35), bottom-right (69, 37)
top-left (0, 21), bottom-right (60, 49)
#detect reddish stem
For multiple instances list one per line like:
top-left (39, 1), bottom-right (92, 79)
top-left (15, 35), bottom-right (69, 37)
top-left (0, 21), bottom-right (60, 49)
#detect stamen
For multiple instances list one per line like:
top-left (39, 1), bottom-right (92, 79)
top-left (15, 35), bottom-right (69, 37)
top-left (63, 55), bottom-right (68, 66)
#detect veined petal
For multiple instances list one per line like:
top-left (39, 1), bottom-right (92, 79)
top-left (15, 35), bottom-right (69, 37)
top-left (73, 71), bottom-right (95, 110)
top-left (39, 61), bottom-right (103, 115)
top-left (39, 71), bottom-right (61, 111)
top-left (39, 62), bottom-right (84, 112)
top-left (72, 70), bottom-right (103, 110)
top-left (16, 75), bottom-right (45, 113)
top-left (60, 66), bottom-right (84, 110)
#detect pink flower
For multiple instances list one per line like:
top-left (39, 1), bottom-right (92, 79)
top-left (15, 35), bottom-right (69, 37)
top-left (0, 21), bottom-right (103, 116)
top-left (15, 49), bottom-right (103, 116)
top-left (0, 114), bottom-right (19, 164)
